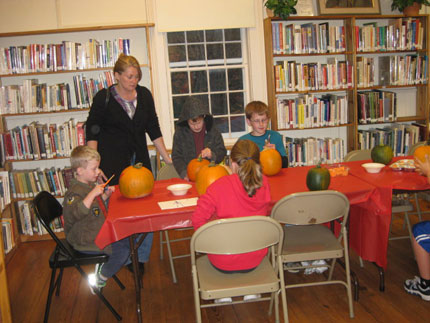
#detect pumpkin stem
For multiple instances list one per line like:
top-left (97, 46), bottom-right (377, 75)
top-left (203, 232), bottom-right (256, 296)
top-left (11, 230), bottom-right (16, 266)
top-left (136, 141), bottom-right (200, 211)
top-left (208, 161), bottom-right (217, 167)
top-left (133, 162), bottom-right (143, 169)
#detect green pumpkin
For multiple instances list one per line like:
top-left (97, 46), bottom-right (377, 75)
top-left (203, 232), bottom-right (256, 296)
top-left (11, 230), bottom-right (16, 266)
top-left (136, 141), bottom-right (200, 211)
top-left (306, 165), bottom-right (331, 191)
top-left (371, 145), bottom-right (393, 165)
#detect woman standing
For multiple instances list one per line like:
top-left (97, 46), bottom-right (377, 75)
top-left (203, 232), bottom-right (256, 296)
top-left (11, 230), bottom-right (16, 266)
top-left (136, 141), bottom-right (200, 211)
top-left (85, 54), bottom-right (171, 274)
top-left (86, 54), bottom-right (171, 185)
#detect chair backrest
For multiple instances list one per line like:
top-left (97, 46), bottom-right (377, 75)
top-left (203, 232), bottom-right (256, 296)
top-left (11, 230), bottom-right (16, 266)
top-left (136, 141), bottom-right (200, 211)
top-left (156, 163), bottom-right (180, 180)
top-left (190, 216), bottom-right (283, 262)
top-left (271, 190), bottom-right (350, 226)
top-left (33, 191), bottom-right (75, 256)
top-left (344, 149), bottom-right (371, 162)
top-left (407, 141), bottom-right (426, 156)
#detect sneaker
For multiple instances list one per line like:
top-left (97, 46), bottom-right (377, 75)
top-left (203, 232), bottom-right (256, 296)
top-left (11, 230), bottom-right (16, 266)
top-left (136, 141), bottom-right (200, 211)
top-left (243, 294), bottom-right (261, 302)
top-left (88, 263), bottom-right (107, 294)
top-left (284, 262), bottom-right (300, 273)
top-left (404, 276), bottom-right (430, 301)
top-left (303, 260), bottom-right (328, 275)
top-left (214, 297), bottom-right (232, 304)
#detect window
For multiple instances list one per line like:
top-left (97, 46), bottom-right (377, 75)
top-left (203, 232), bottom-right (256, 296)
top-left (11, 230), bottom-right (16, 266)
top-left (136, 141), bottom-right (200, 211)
top-left (166, 28), bottom-right (248, 137)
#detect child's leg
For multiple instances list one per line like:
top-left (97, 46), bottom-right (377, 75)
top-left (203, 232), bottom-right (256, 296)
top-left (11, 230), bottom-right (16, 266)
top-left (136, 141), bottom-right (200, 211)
top-left (413, 237), bottom-right (430, 280)
top-left (100, 237), bottom-right (130, 278)
top-left (124, 232), bottom-right (154, 265)
top-left (137, 232), bottom-right (153, 263)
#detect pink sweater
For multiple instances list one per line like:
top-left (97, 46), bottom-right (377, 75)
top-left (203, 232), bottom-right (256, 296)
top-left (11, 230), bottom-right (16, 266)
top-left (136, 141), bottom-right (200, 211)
top-left (192, 174), bottom-right (271, 271)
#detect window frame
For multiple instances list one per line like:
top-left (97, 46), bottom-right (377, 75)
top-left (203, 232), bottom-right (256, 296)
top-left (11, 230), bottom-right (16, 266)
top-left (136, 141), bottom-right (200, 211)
top-left (165, 28), bottom-right (250, 138)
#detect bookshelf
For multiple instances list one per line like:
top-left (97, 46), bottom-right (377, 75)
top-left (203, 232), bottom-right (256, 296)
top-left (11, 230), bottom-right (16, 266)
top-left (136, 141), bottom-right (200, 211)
top-left (264, 15), bottom-right (429, 166)
top-left (0, 23), bottom-right (154, 258)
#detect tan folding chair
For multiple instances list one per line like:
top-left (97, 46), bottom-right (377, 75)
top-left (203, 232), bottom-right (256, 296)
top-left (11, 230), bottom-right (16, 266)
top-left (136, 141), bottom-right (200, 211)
top-left (270, 190), bottom-right (354, 319)
top-left (191, 216), bottom-right (288, 323)
top-left (156, 163), bottom-right (192, 283)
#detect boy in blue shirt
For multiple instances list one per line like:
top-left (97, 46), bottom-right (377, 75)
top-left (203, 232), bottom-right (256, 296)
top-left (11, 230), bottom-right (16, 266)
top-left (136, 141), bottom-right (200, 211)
top-left (239, 101), bottom-right (288, 168)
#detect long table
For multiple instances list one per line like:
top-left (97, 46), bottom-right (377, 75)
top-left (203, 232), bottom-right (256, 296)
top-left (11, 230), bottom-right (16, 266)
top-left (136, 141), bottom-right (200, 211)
top-left (96, 161), bottom-right (419, 322)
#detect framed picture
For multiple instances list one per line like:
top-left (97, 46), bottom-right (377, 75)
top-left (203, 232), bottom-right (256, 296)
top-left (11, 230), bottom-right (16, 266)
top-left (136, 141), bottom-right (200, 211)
top-left (318, 0), bottom-right (381, 15)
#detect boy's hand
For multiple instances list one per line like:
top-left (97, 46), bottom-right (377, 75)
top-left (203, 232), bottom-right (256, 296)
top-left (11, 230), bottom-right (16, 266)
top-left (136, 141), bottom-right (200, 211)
top-left (264, 142), bottom-right (276, 150)
top-left (200, 148), bottom-right (212, 160)
top-left (102, 185), bottom-right (115, 200)
top-left (415, 155), bottom-right (430, 180)
top-left (97, 170), bottom-right (107, 184)
top-left (90, 184), bottom-right (105, 198)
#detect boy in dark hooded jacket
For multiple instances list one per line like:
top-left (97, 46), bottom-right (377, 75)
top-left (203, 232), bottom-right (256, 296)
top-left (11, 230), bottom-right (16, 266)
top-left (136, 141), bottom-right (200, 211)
top-left (172, 97), bottom-right (227, 179)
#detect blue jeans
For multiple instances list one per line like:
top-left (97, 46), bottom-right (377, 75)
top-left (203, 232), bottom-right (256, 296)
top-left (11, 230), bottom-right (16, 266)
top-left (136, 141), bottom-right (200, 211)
top-left (82, 232), bottom-right (154, 278)
top-left (125, 232), bottom-right (154, 265)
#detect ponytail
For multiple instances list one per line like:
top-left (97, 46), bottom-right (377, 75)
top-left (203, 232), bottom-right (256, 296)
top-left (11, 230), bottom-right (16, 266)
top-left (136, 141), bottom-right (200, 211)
top-left (231, 140), bottom-right (263, 197)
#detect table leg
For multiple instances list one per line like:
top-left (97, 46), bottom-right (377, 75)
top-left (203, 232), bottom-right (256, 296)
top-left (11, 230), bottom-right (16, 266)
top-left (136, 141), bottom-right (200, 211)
top-left (374, 263), bottom-right (385, 292)
top-left (129, 233), bottom-right (148, 323)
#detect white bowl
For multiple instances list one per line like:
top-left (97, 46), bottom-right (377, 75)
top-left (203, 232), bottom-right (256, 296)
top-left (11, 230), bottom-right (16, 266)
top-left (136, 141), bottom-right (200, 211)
top-left (362, 163), bottom-right (385, 174)
top-left (167, 184), bottom-right (192, 196)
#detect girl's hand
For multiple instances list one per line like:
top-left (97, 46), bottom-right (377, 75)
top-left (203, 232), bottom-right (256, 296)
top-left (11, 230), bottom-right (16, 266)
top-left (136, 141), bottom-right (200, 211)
top-left (201, 148), bottom-right (212, 160)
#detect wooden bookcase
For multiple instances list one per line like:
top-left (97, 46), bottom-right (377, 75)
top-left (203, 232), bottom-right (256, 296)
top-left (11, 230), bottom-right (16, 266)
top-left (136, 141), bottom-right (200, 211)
top-left (264, 15), bottom-right (429, 165)
top-left (0, 23), bottom-right (154, 260)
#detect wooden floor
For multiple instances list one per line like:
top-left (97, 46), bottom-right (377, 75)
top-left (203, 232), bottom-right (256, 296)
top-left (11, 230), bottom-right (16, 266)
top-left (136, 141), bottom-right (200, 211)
top-left (6, 202), bottom-right (430, 323)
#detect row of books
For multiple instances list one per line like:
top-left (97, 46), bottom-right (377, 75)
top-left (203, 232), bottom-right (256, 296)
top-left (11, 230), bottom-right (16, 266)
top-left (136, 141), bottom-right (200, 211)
top-left (271, 22), bottom-right (345, 55)
top-left (285, 137), bottom-right (345, 167)
top-left (355, 18), bottom-right (424, 52)
top-left (0, 170), bottom-right (11, 212)
top-left (15, 200), bottom-right (63, 236)
top-left (73, 71), bottom-right (115, 108)
top-left (0, 71), bottom-right (114, 114)
top-left (8, 167), bottom-right (74, 200)
top-left (0, 38), bottom-right (131, 75)
top-left (276, 94), bottom-right (348, 130)
top-left (1, 217), bottom-right (15, 253)
top-left (357, 90), bottom-right (397, 124)
top-left (274, 59), bottom-right (353, 92)
top-left (0, 119), bottom-right (85, 165)
top-left (357, 123), bottom-right (421, 156)
top-left (378, 55), bottom-right (428, 87)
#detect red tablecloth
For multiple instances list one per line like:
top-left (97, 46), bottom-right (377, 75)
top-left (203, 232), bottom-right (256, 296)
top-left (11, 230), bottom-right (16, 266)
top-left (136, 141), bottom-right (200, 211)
top-left (95, 178), bottom-right (197, 250)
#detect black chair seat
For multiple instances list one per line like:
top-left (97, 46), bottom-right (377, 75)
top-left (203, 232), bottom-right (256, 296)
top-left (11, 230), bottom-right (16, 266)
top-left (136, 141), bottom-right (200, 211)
top-left (49, 241), bottom-right (110, 268)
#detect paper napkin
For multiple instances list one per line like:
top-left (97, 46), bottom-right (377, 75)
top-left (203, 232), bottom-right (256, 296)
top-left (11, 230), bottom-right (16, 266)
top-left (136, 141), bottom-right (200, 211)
top-left (158, 197), bottom-right (198, 210)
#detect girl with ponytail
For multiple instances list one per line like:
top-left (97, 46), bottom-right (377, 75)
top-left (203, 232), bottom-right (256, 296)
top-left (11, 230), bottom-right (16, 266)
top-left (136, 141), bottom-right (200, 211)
top-left (192, 139), bottom-right (271, 275)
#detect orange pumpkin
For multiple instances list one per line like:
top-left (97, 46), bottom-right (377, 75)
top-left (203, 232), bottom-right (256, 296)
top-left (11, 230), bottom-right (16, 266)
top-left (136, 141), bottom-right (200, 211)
top-left (187, 156), bottom-right (210, 181)
top-left (260, 148), bottom-right (282, 176)
top-left (119, 163), bottom-right (154, 199)
top-left (195, 162), bottom-right (229, 195)
top-left (413, 145), bottom-right (430, 162)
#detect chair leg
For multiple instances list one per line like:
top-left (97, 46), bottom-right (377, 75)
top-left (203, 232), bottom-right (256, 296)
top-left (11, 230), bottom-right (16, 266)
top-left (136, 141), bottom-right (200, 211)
top-left (358, 256), bottom-right (364, 268)
top-left (343, 242), bottom-right (354, 318)
top-left (191, 267), bottom-right (202, 323)
top-left (112, 274), bottom-right (126, 290)
top-left (44, 267), bottom-right (58, 323)
top-left (164, 231), bottom-right (178, 284)
top-left (414, 193), bottom-right (423, 222)
top-left (55, 268), bottom-right (64, 296)
top-left (159, 231), bottom-right (164, 260)
top-left (75, 265), bottom-right (122, 321)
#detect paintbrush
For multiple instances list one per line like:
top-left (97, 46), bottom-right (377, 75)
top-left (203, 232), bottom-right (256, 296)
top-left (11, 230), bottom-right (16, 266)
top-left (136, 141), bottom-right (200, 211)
top-left (102, 174), bottom-right (115, 188)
